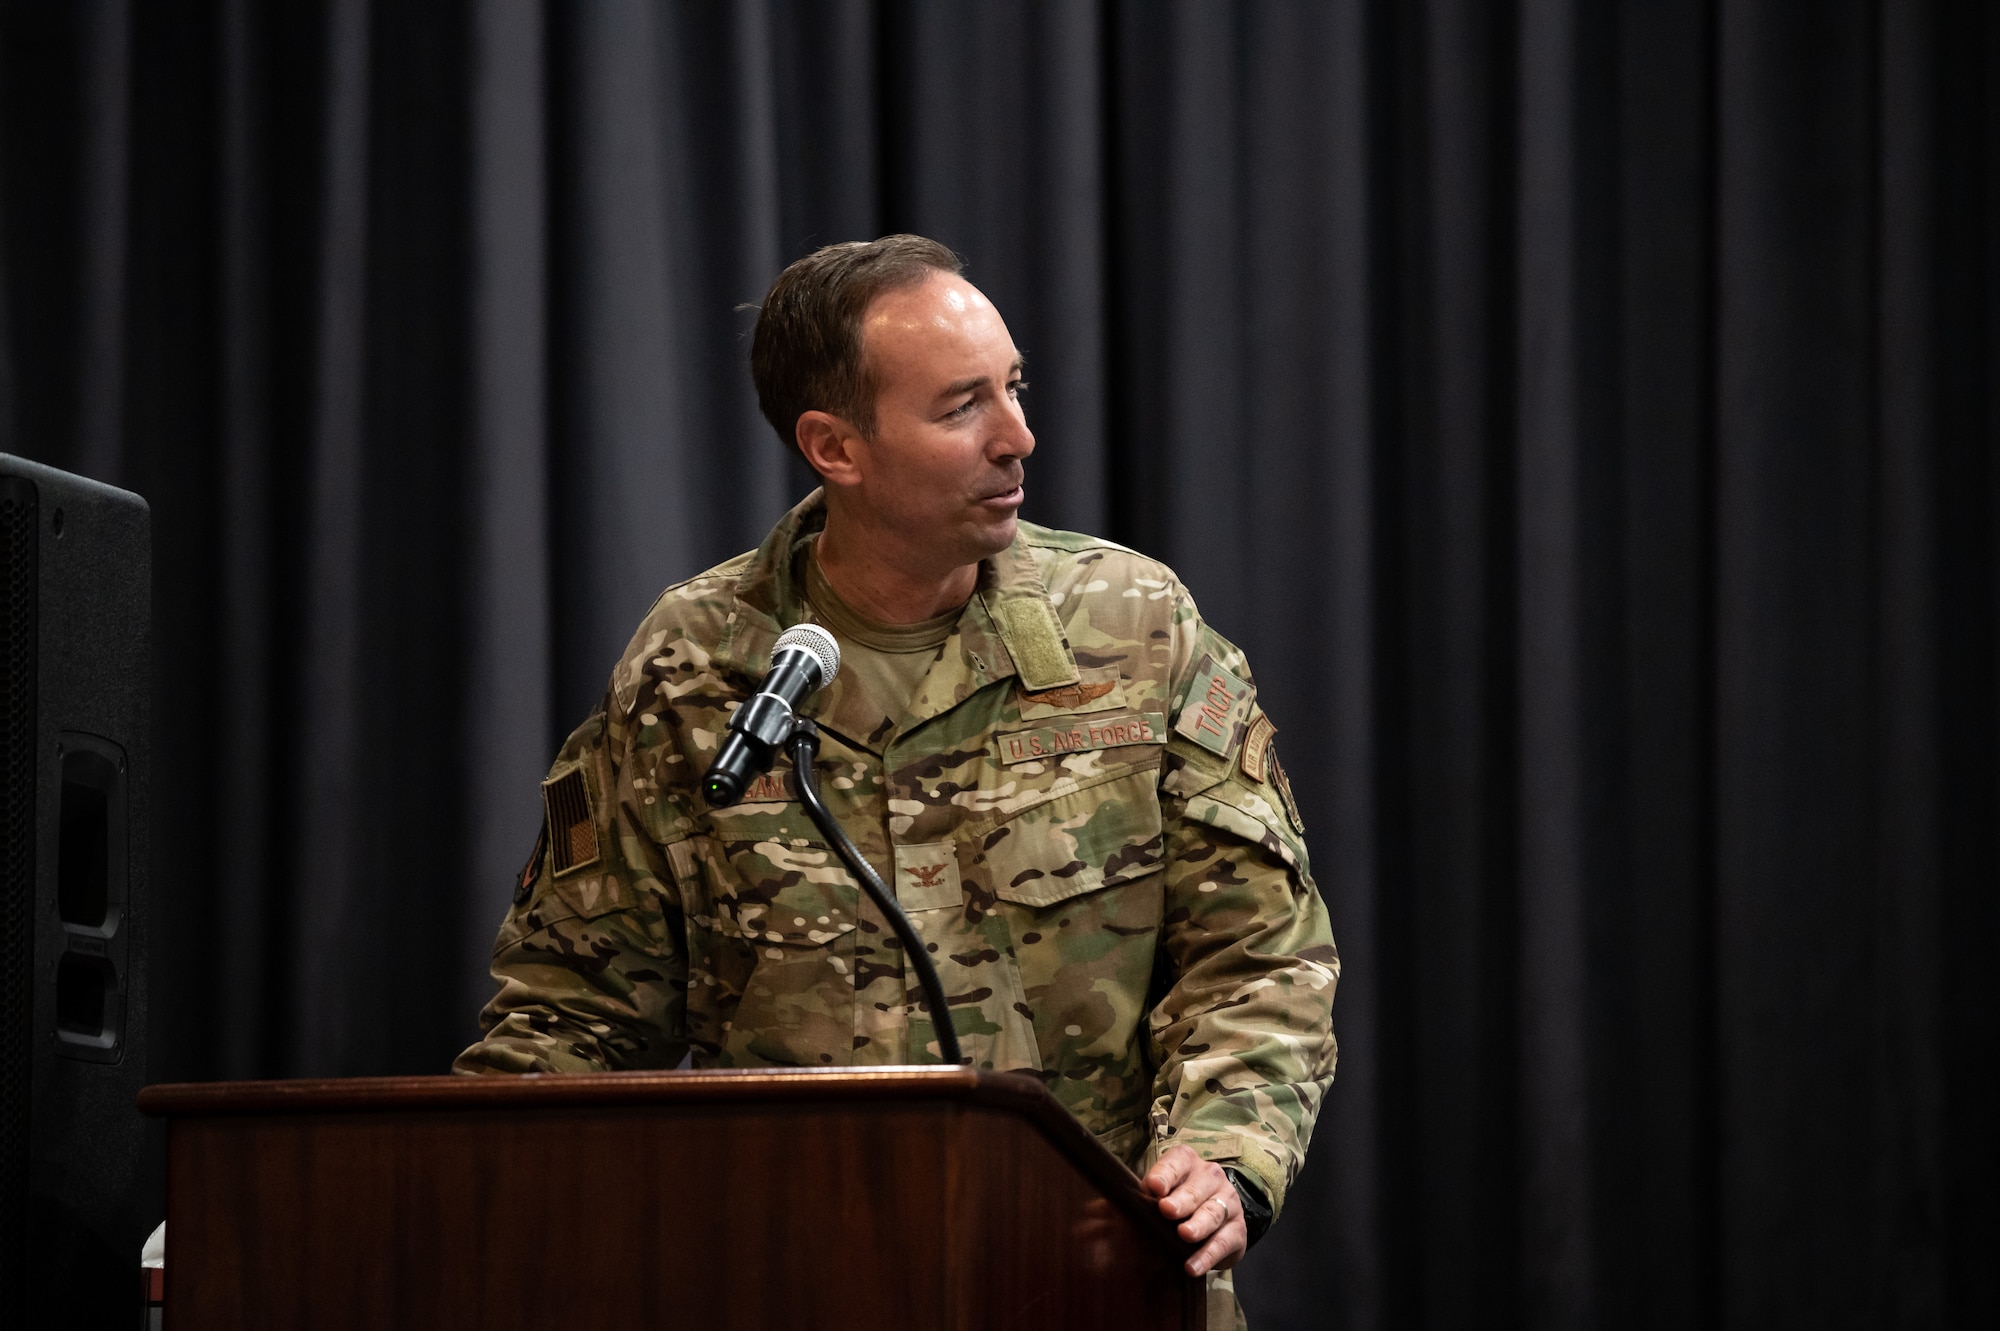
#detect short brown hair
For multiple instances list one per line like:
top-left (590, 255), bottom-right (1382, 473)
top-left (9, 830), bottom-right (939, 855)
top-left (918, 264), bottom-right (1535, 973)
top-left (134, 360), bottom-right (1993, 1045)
top-left (750, 235), bottom-right (964, 449)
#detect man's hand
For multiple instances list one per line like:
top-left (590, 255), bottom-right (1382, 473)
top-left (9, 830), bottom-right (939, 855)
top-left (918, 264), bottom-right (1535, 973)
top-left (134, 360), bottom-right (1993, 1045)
top-left (1141, 1145), bottom-right (1247, 1276)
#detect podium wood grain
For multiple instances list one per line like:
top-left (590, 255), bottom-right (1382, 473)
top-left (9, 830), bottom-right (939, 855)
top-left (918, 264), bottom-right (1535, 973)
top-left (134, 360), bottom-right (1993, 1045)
top-left (140, 1066), bottom-right (1205, 1330)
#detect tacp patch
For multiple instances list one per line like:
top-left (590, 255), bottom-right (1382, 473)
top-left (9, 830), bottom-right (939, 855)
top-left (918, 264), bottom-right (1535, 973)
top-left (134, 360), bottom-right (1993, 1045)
top-left (1174, 654), bottom-right (1257, 758)
top-left (542, 766), bottom-right (601, 877)
top-left (513, 821), bottom-right (548, 905)
top-left (1241, 714), bottom-right (1276, 784)
top-left (998, 712), bottom-right (1167, 765)
top-left (894, 841), bottom-right (962, 911)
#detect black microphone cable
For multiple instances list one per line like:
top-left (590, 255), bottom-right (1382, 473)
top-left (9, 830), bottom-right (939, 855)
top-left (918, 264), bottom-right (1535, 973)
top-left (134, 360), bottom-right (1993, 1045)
top-left (789, 720), bottom-right (964, 1067)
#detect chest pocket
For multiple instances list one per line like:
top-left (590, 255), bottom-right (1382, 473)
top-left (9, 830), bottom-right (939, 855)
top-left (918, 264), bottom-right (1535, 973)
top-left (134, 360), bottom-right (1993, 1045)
top-left (977, 767), bottom-right (1166, 908)
top-left (970, 766), bottom-right (1166, 1113)
top-left (666, 820), bottom-right (861, 1068)
top-left (673, 802), bottom-right (862, 945)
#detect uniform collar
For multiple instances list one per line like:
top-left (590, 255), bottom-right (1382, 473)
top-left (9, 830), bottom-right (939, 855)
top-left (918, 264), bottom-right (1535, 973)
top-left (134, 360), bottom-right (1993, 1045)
top-left (713, 490), bottom-right (1080, 743)
top-left (711, 488), bottom-right (827, 686)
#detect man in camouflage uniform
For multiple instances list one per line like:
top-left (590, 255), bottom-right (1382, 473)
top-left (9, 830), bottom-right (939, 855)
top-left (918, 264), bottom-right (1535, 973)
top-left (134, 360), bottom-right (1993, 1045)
top-left (457, 236), bottom-right (1338, 1327)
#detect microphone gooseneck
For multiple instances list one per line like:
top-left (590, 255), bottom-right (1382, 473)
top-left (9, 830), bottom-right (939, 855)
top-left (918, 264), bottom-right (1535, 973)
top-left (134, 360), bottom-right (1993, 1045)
top-left (701, 623), bottom-right (841, 806)
top-left (789, 721), bottom-right (964, 1066)
top-left (699, 623), bottom-right (964, 1064)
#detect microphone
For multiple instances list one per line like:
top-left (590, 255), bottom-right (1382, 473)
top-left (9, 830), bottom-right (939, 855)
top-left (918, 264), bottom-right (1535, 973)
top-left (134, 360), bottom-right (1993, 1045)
top-left (702, 623), bottom-right (841, 806)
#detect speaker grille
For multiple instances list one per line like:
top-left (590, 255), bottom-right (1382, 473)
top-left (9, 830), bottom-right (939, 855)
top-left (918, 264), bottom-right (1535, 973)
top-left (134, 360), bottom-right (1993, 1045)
top-left (0, 478), bottom-right (38, 1283)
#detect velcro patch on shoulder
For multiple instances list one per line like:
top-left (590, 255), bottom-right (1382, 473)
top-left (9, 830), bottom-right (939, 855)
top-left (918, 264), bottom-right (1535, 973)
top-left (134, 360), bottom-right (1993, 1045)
top-left (992, 596), bottom-right (1080, 691)
top-left (1173, 653), bottom-right (1257, 758)
top-left (1240, 714), bottom-right (1276, 783)
top-left (542, 766), bottom-right (601, 877)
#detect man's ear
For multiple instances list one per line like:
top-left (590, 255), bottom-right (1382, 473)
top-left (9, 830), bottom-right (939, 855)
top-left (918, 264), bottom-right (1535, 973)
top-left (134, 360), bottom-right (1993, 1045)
top-left (795, 410), bottom-right (865, 487)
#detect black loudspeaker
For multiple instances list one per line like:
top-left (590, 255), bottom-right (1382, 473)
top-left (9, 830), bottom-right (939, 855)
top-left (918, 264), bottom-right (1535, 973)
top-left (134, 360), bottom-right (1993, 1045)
top-left (0, 454), bottom-right (152, 1327)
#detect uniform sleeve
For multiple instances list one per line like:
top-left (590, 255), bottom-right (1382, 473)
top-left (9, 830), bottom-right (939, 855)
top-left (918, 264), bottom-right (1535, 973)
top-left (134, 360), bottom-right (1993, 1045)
top-left (453, 702), bottom-right (690, 1074)
top-left (1142, 626), bottom-right (1340, 1220)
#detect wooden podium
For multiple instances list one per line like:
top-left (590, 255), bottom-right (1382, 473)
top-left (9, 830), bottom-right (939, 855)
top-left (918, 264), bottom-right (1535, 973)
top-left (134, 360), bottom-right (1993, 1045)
top-left (138, 1066), bottom-right (1205, 1330)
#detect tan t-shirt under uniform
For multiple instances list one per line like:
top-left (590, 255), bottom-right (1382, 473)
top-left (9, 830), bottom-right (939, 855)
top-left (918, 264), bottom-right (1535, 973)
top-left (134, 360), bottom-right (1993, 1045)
top-left (801, 542), bottom-right (960, 738)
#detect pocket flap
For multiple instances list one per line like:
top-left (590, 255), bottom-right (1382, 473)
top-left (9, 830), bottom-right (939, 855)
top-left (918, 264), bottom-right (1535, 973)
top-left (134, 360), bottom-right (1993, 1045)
top-left (546, 866), bottom-right (636, 923)
top-left (983, 770), bottom-right (1165, 908)
top-left (668, 834), bottom-right (860, 943)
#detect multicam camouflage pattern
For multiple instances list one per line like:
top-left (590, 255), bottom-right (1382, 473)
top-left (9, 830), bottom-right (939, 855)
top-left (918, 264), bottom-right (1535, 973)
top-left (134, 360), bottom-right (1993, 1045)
top-left (458, 490), bottom-right (1339, 1242)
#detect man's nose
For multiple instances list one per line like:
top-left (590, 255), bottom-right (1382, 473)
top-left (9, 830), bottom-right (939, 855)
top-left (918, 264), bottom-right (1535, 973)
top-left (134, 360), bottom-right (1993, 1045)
top-left (991, 400), bottom-right (1035, 460)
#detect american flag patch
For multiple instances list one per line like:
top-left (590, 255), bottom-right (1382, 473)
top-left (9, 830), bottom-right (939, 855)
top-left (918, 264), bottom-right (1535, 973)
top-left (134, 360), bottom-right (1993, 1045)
top-left (542, 767), bottom-right (600, 877)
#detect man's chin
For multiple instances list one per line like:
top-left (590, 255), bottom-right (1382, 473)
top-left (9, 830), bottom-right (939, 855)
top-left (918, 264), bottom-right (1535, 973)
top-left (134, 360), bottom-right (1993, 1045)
top-left (934, 512), bottom-right (1018, 571)
top-left (974, 512), bottom-right (1020, 554)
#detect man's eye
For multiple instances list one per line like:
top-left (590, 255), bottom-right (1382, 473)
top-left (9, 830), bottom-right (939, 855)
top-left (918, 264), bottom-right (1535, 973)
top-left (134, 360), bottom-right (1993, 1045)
top-left (1009, 379), bottom-right (1029, 398)
top-left (946, 397), bottom-right (977, 419)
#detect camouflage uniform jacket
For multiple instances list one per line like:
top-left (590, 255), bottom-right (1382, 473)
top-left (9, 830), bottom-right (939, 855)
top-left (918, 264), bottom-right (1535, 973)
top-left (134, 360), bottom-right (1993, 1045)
top-left (457, 490), bottom-right (1339, 1222)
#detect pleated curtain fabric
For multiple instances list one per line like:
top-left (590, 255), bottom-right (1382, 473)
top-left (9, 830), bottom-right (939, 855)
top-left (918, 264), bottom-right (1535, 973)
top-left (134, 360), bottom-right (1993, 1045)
top-left (1, 2), bottom-right (1994, 1326)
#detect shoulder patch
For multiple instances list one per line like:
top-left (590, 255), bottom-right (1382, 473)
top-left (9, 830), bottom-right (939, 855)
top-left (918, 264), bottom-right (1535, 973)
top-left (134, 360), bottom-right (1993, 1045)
top-left (1241, 714), bottom-right (1276, 783)
top-left (1173, 653), bottom-right (1257, 758)
top-left (1269, 749), bottom-right (1305, 835)
top-left (542, 766), bottom-right (601, 877)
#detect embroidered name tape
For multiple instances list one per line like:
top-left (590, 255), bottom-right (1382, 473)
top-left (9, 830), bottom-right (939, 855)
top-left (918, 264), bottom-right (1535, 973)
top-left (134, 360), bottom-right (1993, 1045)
top-left (736, 769), bottom-right (793, 804)
top-left (1173, 654), bottom-right (1257, 758)
top-left (998, 711), bottom-right (1167, 765)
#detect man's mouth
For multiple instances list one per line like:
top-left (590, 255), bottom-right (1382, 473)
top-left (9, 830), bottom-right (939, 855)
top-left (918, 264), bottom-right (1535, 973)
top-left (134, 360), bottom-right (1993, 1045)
top-left (976, 477), bottom-right (1026, 507)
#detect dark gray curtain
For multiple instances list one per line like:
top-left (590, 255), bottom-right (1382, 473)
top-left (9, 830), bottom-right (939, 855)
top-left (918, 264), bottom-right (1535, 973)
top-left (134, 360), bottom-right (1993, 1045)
top-left (2, 2), bottom-right (1994, 1327)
